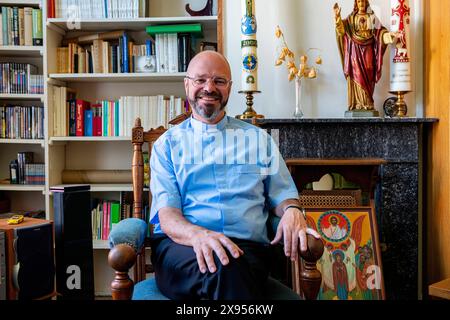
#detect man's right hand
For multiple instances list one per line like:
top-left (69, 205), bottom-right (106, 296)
top-left (191, 229), bottom-right (244, 274)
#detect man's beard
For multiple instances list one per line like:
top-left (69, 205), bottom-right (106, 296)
top-left (189, 90), bottom-right (228, 121)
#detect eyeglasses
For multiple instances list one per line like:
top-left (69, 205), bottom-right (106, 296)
top-left (185, 76), bottom-right (231, 88)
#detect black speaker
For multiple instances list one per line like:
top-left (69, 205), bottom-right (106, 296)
top-left (51, 185), bottom-right (94, 300)
top-left (0, 218), bottom-right (55, 300)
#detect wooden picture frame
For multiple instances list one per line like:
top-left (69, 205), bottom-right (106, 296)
top-left (305, 206), bottom-right (386, 300)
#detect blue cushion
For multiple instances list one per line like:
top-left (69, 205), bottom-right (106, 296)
top-left (108, 218), bottom-right (148, 251)
top-left (131, 276), bottom-right (299, 300)
top-left (132, 275), bottom-right (170, 300)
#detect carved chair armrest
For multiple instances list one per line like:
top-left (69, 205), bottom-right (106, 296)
top-left (268, 214), bottom-right (324, 300)
top-left (108, 218), bottom-right (148, 300)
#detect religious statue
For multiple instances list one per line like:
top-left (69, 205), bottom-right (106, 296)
top-left (334, 0), bottom-right (397, 114)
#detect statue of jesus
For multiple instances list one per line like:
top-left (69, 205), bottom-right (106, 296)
top-left (334, 0), bottom-right (396, 113)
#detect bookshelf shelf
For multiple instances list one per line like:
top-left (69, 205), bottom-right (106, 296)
top-left (0, 138), bottom-right (44, 146)
top-left (0, 94), bottom-right (44, 101)
top-left (47, 16), bottom-right (218, 32)
top-left (0, 0), bottom-right (41, 6)
top-left (0, 46), bottom-right (43, 57)
top-left (89, 184), bottom-right (133, 192)
top-left (48, 72), bottom-right (187, 83)
top-left (49, 136), bottom-right (131, 144)
top-left (48, 184), bottom-right (149, 192)
top-left (0, 184), bottom-right (45, 192)
top-left (92, 239), bottom-right (110, 250)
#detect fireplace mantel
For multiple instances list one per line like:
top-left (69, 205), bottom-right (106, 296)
top-left (254, 117), bottom-right (437, 299)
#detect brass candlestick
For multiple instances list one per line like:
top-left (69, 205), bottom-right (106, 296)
top-left (389, 91), bottom-right (410, 117)
top-left (236, 90), bottom-right (264, 120)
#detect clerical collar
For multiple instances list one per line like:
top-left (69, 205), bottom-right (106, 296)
top-left (190, 113), bottom-right (228, 132)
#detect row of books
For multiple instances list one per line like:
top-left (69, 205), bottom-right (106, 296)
top-left (91, 192), bottom-right (134, 240)
top-left (50, 87), bottom-right (187, 137)
top-left (48, 0), bottom-right (149, 19)
top-left (155, 33), bottom-right (193, 73)
top-left (0, 105), bottom-right (44, 139)
top-left (54, 25), bottom-right (198, 74)
top-left (0, 63), bottom-right (43, 94)
top-left (57, 35), bottom-right (154, 74)
top-left (91, 199), bottom-right (121, 241)
top-left (8, 152), bottom-right (44, 185)
top-left (0, 7), bottom-right (42, 46)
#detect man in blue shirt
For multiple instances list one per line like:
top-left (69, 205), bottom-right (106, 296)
top-left (150, 50), bottom-right (320, 299)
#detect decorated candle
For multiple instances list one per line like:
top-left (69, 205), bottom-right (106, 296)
top-left (390, 0), bottom-right (412, 92)
top-left (241, 0), bottom-right (258, 92)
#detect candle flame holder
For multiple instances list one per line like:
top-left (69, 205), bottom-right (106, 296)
top-left (236, 90), bottom-right (264, 120)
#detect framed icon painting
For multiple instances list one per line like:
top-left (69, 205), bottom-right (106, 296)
top-left (305, 207), bottom-right (386, 300)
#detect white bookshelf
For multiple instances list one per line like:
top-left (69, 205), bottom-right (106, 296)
top-left (0, 1), bottom-right (46, 224)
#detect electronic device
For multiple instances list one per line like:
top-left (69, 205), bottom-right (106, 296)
top-left (0, 218), bottom-right (55, 300)
top-left (51, 185), bottom-right (94, 300)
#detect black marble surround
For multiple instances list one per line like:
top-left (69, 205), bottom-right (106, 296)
top-left (255, 118), bottom-right (437, 300)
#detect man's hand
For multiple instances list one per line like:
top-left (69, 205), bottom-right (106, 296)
top-left (270, 208), bottom-right (321, 261)
top-left (191, 229), bottom-right (244, 274)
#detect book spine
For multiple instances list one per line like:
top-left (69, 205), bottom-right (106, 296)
top-left (85, 109), bottom-right (93, 136)
top-left (69, 99), bottom-right (76, 136)
top-left (122, 33), bottom-right (129, 73)
top-left (1, 7), bottom-right (8, 46)
top-left (76, 100), bottom-right (90, 136)
top-left (12, 7), bottom-right (18, 46)
top-left (32, 8), bottom-right (43, 46)
top-left (24, 7), bottom-right (32, 46)
top-left (18, 8), bottom-right (24, 46)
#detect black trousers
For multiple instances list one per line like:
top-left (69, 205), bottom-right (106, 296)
top-left (150, 235), bottom-right (272, 300)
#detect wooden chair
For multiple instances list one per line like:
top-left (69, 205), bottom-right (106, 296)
top-left (108, 116), bottom-right (324, 300)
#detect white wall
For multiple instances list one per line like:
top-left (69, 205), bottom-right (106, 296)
top-left (223, 0), bottom-right (423, 118)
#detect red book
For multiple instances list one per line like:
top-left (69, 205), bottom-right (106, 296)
top-left (75, 99), bottom-right (91, 136)
top-left (47, 0), bottom-right (55, 18)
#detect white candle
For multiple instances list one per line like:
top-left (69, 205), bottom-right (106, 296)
top-left (241, 0), bottom-right (258, 92)
top-left (390, 0), bottom-right (412, 92)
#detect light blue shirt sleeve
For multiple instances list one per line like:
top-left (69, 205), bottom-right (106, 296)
top-left (149, 137), bottom-right (182, 224)
top-left (263, 135), bottom-right (299, 209)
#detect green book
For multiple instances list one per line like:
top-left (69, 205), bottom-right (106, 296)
top-left (31, 8), bottom-right (42, 46)
top-left (110, 202), bottom-right (120, 230)
top-left (146, 23), bottom-right (203, 37)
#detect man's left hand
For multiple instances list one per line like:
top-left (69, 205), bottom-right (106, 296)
top-left (270, 208), bottom-right (321, 261)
